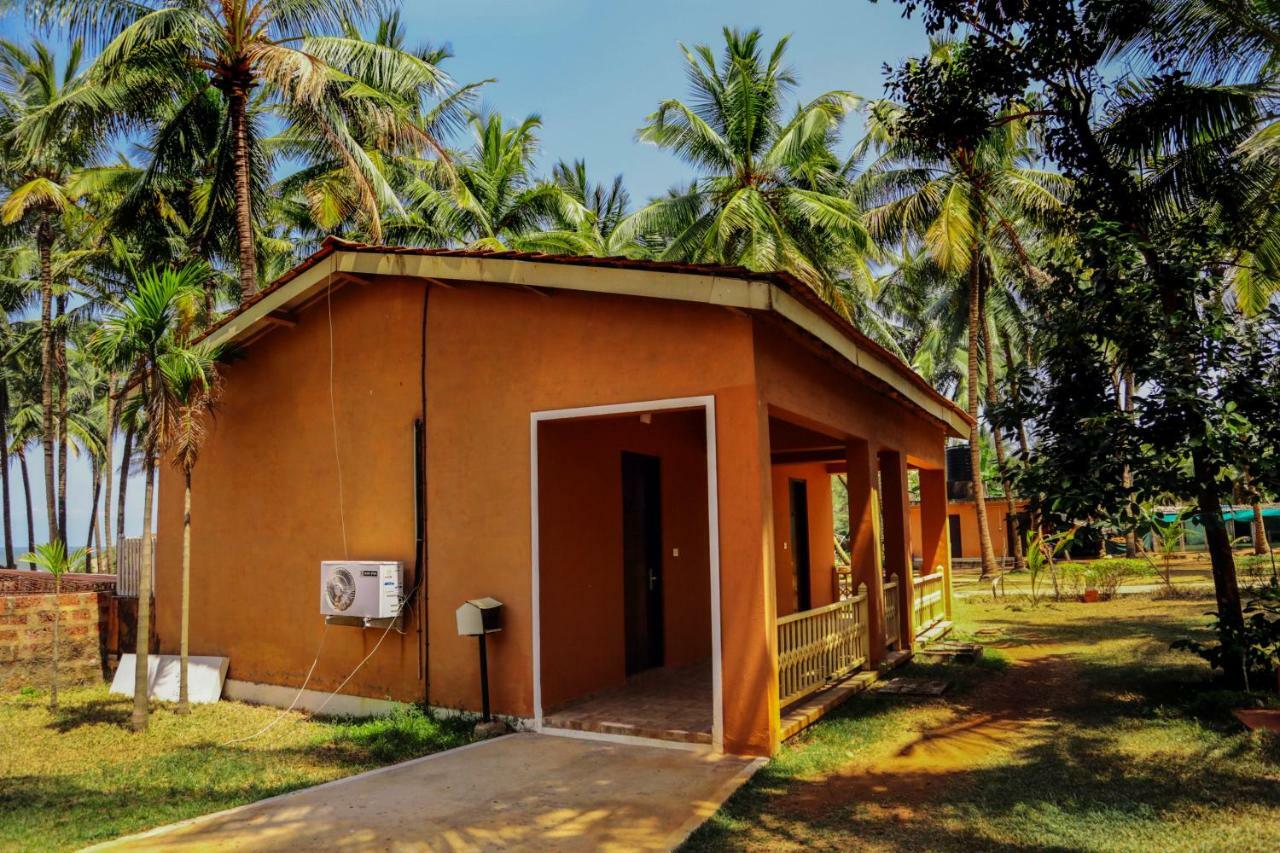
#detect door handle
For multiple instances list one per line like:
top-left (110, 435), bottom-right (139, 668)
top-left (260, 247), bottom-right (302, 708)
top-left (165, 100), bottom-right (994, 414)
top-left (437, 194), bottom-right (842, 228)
top-left (649, 570), bottom-right (657, 591)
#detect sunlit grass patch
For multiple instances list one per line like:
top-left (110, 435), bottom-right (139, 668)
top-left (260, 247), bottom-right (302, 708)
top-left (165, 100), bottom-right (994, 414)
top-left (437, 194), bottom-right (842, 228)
top-left (0, 685), bottom-right (471, 851)
top-left (685, 595), bottom-right (1280, 852)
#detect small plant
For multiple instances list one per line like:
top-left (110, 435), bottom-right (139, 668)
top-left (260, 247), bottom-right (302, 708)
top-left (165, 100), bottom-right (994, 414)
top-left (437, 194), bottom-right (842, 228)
top-left (19, 542), bottom-right (89, 710)
top-left (1036, 528), bottom-right (1077, 602)
top-left (1022, 528), bottom-right (1069, 607)
top-left (1147, 515), bottom-right (1186, 591)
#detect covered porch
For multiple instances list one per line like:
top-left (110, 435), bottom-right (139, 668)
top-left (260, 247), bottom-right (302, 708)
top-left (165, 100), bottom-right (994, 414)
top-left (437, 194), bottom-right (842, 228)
top-left (766, 411), bottom-right (954, 735)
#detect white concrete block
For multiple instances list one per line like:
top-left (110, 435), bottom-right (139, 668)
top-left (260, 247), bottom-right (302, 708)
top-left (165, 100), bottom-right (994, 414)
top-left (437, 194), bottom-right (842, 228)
top-left (110, 654), bottom-right (229, 703)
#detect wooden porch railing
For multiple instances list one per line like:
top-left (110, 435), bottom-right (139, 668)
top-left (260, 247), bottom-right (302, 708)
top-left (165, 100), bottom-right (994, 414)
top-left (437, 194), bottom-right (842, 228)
top-left (777, 583), bottom-right (869, 707)
top-left (883, 572), bottom-right (900, 649)
top-left (834, 564), bottom-right (853, 600)
top-left (913, 570), bottom-right (945, 635)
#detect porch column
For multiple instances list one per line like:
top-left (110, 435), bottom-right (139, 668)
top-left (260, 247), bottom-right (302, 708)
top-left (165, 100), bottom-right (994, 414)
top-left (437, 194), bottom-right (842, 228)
top-left (878, 450), bottom-right (915, 651)
top-left (845, 438), bottom-right (886, 668)
top-left (715, 387), bottom-right (779, 756)
top-left (918, 467), bottom-right (952, 621)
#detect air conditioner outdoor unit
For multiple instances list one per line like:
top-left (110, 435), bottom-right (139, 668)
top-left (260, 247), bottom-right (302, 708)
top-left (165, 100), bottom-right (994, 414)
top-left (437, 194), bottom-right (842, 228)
top-left (320, 561), bottom-right (403, 620)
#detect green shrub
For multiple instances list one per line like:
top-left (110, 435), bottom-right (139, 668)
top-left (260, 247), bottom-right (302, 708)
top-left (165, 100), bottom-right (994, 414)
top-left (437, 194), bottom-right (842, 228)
top-left (1055, 562), bottom-right (1089, 599)
top-left (1239, 554), bottom-right (1278, 586)
top-left (1087, 558), bottom-right (1152, 599)
top-left (1053, 559), bottom-right (1152, 600)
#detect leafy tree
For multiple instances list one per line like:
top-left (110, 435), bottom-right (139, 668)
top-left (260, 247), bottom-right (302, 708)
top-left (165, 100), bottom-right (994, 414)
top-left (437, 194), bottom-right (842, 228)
top-left (91, 262), bottom-right (207, 730)
top-left (632, 27), bottom-right (873, 312)
top-left (155, 335), bottom-right (221, 715)
top-left (884, 0), bottom-right (1280, 687)
top-left (20, 540), bottom-right (88, 709)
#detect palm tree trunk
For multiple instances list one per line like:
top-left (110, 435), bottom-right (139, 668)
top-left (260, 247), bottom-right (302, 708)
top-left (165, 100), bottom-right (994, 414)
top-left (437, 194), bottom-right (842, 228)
top-left (228, 87), bottom-right (258, 304)
top-left (1122, 371), bottom-right (1138, 557)
top-left (85, 460), bottom-right (101, 573)
top-left (102, 373), bottom-right (117, 570)
top-left (94, 508), bottom-right (104, 574)
top-left (50, 572), bottom-right (60, 711)
top-left (0, 376), bottom-right (13, 568)
top-left (132, 446), bottom-right (155, 732)
top-left (38, 218), bottom-right (57, 545)
top-left (19, 450), bottom-right (33, 568)
top-left (177, 469), bottom-right (192, 715)
top-left (981, 292), bottom-right (1024, 570)
top-left (55, 292), bottom-right (68, 548)
top-left (116, 424), bottom-right (133, 555)
top-left (967, 254), bottom-right (999, 577)
top-left (1244, 466), bottom-right (1269, 556)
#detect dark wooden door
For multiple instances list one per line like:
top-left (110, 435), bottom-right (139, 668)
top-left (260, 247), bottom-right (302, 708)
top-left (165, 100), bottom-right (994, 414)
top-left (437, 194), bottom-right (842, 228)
top-left (622, 452), bottom-right (663, 675)
top-left (789, 479), bottom-right (812, 612)
top-left (949, 514), bottom-right (963, 558)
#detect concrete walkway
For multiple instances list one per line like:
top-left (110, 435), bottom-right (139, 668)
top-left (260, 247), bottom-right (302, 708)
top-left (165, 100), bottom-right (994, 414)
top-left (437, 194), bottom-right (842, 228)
top-left (95, 733), bottom-right (764, 852)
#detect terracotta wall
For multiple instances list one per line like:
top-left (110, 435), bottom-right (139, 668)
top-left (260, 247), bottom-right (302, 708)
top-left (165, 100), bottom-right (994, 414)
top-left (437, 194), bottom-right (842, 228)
top-left (152, 271), bottom-right (950, 757)
top-left (752, 322), bottom-right (948, 471)
top-left (155, 279), bottom-right (425, 702)
top-left (770, 462), bottom-right (836, 618)
top-left (908, 499), bottom-right (1020, 559)
top-left (422, 284), bottom-right (768, 752)
top-left (537, 410), bottom-right (710, 711)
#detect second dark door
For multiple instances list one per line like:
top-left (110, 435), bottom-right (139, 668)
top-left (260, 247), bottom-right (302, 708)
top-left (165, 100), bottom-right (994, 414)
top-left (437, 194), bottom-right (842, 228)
top-left (789, 479), bottom-right (812, 612)
top-left (622, 452), bottom-right (664, 675)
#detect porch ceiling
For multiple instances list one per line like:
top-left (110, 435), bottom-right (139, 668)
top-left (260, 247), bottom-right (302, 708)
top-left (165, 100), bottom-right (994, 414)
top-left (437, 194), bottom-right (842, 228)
top-left (768, 417), bottom-right (846, 465)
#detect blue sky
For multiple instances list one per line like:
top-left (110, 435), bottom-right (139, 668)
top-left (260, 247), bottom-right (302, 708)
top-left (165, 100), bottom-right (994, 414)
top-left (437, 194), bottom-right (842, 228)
top-left (0, 1), bottom-right (929, 550)
top-left (403, 0), bottom-right (928, 200)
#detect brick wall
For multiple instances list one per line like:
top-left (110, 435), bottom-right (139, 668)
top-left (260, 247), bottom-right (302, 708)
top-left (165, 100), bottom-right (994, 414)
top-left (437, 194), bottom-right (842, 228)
top-left (0, 592), bottom-right (109, 693)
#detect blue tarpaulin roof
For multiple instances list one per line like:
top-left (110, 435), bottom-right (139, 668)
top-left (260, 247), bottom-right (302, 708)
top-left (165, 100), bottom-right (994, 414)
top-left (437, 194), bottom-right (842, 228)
top-left (1156, 507), bottom-right (1280, 523)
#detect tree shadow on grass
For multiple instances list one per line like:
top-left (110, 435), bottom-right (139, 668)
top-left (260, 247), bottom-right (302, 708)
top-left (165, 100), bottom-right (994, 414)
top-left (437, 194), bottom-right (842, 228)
top-left (688, 710), bottom-right (1280, 851)
top-left (46, 695), bottom-right (132, 732)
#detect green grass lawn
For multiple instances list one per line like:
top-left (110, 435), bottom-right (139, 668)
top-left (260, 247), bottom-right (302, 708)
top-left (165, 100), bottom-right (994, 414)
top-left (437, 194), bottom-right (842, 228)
top-left (687, 593), bottom-right (1280, 852)
top-left (0, 685), bottom-right (471, 851)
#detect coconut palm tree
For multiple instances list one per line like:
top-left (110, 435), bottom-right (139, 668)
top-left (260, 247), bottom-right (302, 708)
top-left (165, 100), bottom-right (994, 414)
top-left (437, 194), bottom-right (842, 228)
top-left (630, 28), bottom-right (872, 312)
top-left (271, 13), bottom-right (487, 247)
top-left (21, 540), bottom-right (88, 709)
top-left (0, 39), bottom-right (102, 547)
top-left (91, 261), bottom-right (206, 732)
top-left (388, 112), bottom-right (591, 250)
top-left (39, 0), bottom-right (455, 301)
top-left (857, 54), bottom-right (1067, 576)
top-left (155, 338), bottom-right (221, 714)
top-left (0, 248), bottom-right (32, 566)
top-left (526, 160), bottom-right (648, 257)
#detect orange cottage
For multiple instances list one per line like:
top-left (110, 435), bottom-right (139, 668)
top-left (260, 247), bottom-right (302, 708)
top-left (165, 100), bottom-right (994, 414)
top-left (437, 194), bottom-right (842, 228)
top-left (153, 238), bottom-right (969, 757)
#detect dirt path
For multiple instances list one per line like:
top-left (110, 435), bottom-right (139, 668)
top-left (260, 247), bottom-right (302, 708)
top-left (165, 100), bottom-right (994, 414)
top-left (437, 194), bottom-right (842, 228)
top-left (791, 633), bottom-right (1086, 820)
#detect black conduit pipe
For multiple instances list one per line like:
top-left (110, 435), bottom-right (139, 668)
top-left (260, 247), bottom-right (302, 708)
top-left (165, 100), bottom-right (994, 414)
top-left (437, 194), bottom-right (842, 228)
top-left (416, 282), bottom-right (430, 711)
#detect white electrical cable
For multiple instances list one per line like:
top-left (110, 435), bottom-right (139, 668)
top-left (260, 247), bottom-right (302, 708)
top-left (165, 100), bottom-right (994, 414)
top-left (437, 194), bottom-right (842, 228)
top-left (221, 266), bottom-right (404, 746)
top-left (221, 624), bottom-right (331, 746)
top-left (311, 597), bottom-right (411, 716)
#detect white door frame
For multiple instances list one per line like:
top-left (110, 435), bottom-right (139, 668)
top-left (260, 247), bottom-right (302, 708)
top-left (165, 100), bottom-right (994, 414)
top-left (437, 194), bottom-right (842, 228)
top-left (529, 395), bottom-right (723, 752)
